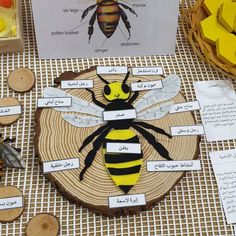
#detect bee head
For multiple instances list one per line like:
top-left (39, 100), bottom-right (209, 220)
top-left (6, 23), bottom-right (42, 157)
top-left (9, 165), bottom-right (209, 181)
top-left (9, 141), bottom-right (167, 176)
top-left (98, 72), bottom-right (131, 102)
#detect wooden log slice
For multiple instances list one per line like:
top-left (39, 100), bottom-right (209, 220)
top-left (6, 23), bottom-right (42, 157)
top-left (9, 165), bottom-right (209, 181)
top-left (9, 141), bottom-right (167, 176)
top-left (8, 68), bottom-right (35, 93)
top-left (0, 186), bottom-right (24, 222)
top-left (35, 67), bottom-right (200, 216)
top-left (25, 213), bottom-right (60, 236)
top-left (0, 97), bottom-right (21, 126)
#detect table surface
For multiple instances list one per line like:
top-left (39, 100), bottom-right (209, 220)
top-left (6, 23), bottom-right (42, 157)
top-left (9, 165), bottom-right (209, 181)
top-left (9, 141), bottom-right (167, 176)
top-left (0, 0), bottom-right (235, 235)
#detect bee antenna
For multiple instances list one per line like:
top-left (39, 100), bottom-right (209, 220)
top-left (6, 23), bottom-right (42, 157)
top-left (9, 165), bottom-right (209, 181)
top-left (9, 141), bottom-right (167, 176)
top-left (123, 71), bottom-right (130, 84)
top-left (97, 74), bottom-right (109, 84)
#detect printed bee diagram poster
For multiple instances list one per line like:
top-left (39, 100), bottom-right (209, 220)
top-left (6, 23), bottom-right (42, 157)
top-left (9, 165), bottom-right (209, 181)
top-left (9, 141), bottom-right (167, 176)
top-left (32, 0), bottom-right (179, 59)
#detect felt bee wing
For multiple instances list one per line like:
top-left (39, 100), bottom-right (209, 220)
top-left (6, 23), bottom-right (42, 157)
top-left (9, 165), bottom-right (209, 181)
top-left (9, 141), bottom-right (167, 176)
top-left (135, 74), bottom-right (180, 120)
top-left (44, 87), bottom-right (104, 117)
top-left (0, 142), bottom-right (25, 169)
top-left (61, 114), bottom-right (104, 127)
top-left (43, 87), bottom-right (105, 127)
top-left (136, 102), bottom-right (173, 121)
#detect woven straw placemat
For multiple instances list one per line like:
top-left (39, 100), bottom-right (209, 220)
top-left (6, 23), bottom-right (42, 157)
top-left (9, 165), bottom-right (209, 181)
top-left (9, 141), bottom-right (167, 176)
top-left (181, 0), bottom-right (236, 79)
top-left (0, 0), bottom-right (235, 235)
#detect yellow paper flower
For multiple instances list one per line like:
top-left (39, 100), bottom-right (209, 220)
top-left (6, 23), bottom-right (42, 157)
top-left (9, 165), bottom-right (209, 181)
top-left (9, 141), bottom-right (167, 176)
top-left (0, 5), bottom-right (16, 38)
top-left (200, 0), bottom-right (236, 66)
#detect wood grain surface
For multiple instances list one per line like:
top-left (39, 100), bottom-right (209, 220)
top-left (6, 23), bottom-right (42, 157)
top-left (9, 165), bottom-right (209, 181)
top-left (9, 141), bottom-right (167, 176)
top-left (35, 67), bottom-right (200, 216)
top-left (0, 97), bottom-right (21, 126)
top-left (0, 186), bottom-right (24, 223)
top-left (26, 213), bottom-right (60, 236)
top-left (8, 68), bottom-right (35, 93)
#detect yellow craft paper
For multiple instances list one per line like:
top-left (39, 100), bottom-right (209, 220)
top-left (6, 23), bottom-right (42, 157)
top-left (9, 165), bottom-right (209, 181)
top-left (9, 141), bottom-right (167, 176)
top-left (219, 2), bottom-right (236, 32)
top-left (200, 15), bottom-right (229, 45)
top-left (216, 34), bottom-right (236, 66)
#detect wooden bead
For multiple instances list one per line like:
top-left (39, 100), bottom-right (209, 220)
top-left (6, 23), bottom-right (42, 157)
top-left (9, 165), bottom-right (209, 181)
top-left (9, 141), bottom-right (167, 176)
top-left (0, 186), bottom-right (24, 223)
top-left (8, 68), bottom-right (35, 93)
top-left (0, 97), bottom-right (21, 126)
top-left (26, 213), bottom-right (60, 236)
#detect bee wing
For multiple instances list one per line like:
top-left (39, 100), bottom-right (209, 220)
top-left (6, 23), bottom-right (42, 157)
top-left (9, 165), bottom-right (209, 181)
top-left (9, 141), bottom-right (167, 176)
top-left (62, 114), bottom-right (105, 128)
top-left (0, 143), bottom-right (25, 169)
top-left (44, 87), bottom-right (104, 117)
top-left (136, 102), bottom-right (173, 121)
top-left (134, 74), bottom-right (180, 113)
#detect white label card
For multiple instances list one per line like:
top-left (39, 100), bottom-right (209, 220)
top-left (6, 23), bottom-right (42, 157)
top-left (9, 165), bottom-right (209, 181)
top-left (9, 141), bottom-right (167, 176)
top-left (210, 149), bottom-right (236, 224)
top-left (169, 101), bottom-right (200, 114)
top-left (132, 67), bottom-right (163, 76)
top-left (194, 79), bottom-right (236, 142)
top-left (106, 143), bottom-right (141, 154)
top-left (0, 196), bottom-right (23, 211)
top-left (0, 105), bottom-right (21, 117)
top-left (171, 125), bottom-right (205, 136)
top-left (61, 80), bottom-right (93, 89)
top-left (97, 66), bottom-right (128, 74)
top-left (194, 79), bottom-right (234, 92)
top-left (147, 160), bottom-right (201, 172)
top-left (109, 194), bottom-right (146, 208)
top-left (131, 80), bottom-right (163, 92)
top-left (37, 97), bottom-right (72, 108)
top-left (43, 158), bottom-right (80, 174)
top-left (103, 109), bottom-right (136, 121)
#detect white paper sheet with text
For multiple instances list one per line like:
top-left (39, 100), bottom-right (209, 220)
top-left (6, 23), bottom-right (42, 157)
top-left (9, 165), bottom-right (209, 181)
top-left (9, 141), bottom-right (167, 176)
top-left (194, 80), bottom-right (236, 141)
top-left (210, 149), bottom-right (236, 224)
top-left (31, 0), bottom-right (179, 59)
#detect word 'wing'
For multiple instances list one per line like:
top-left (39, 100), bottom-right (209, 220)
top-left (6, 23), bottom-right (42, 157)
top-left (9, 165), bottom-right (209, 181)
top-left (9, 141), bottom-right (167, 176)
top-left (136, 102), bottom-right (173, 121)
top-left (62, 114), bottom-right (105, 128)
top-left (44, 87), bottom-right (104, 117)
top-left (134, 74), bottom-right (180, 113)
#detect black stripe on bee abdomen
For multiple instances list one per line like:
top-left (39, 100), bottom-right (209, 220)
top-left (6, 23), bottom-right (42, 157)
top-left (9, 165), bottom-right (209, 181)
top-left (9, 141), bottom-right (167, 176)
top-left (104, 130), bottom-right (143, 194)
top-left (108, 165), bottom-right (141, 175)
top-left (105, 153), bottom-right (142, 163)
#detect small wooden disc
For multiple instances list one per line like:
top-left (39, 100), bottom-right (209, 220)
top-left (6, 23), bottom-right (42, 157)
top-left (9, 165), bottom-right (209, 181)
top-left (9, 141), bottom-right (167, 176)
top-left (0, 97), bottom-right (21, 126)
top-left (0, 186), bottom-right (24, 223)
top-left (26, 213), bottom-right (60, 236)
top-left (8, 68), bottom-right (35, 93)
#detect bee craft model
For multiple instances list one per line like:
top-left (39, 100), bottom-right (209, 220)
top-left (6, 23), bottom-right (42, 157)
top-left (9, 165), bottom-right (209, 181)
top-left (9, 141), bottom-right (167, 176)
top-left (0, 134), bottom-right (25, 176)
top-left (81, 0), bottom-right (137, 42)
top-left (44, 72), bottom-right (181, 194)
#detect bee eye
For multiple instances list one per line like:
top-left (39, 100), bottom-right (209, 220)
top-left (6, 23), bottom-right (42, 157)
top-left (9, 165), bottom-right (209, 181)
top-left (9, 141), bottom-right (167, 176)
top-left (104, 85), bottom-right (111, 95)
top-left (122, 83), bottom-right (130, 93)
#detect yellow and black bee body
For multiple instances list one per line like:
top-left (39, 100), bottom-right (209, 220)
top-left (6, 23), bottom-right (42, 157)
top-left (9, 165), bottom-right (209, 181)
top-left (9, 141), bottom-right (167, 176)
top-left (81, 0), bottom-right (137, 42)
top-left (79, 72), bottom-right (172, 194)
top-left (103, 129), bottom-right (143, 194)
top-left (103, 99), bottom-right (142, 193)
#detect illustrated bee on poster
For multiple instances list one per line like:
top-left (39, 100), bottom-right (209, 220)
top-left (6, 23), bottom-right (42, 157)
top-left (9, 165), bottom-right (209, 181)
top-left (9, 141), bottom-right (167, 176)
top-left (44, 72), bottom-right (180, 194)
top-left (81, 0), bottom-right (138, 42)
